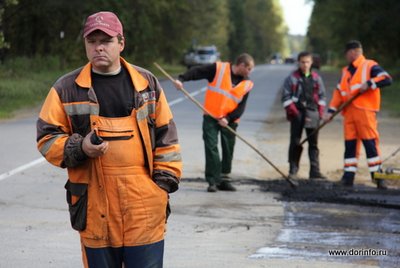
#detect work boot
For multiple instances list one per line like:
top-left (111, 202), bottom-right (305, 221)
top-left (376, 179), bottom-right (388, 190)
top-left (340, 178), bottom-right (353, 187)
top-left (288, 162), bottom-right (298, 179)
top-left (309, 171), bottom-right (327, 180)
top-left (217, 180), bottom-right (236, 191)
top-left (207, 184), bottom-right (218, 192)
top-left (340, 172), bottom-right (354, 187)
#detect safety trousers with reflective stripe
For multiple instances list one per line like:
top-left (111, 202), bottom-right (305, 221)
top-left (83, 240), bottom-right (164, 268)
top-left (343, 105), bottom-right (381, 175)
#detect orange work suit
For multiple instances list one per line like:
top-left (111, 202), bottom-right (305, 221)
top-left (83, 109), bottom-right (168, 249)
top-left (329, 55), bottom-right (391, 178)
top-left (37, 57), bottom-right (182, 267)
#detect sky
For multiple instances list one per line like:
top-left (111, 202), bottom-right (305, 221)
top-left (279, 0), bottom-right (314, 36)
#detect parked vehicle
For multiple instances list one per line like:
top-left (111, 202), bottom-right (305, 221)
top-left (284, 57), bottom-right (296, 64)
top-left (183, 45), bottom-right (220, 68)
top-left (268, 53), bottom-right (283, 64)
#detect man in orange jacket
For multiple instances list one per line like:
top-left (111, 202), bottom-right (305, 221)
top-left (37, 11), bottom-right (182, 267)
top-left (324, 40), bottom-right (392, 189)
top-left (174, 54), bottom-right (254, 192)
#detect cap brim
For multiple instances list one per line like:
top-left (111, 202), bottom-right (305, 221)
top-left (83, 27), bottom-right (119, 38)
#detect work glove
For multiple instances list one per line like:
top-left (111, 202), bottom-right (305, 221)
top-left (285, 103), bottom-right (299, 121)
top-left (82, 130), bottom-right (109, 158)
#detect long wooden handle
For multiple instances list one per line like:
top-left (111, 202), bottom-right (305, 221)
top-left (299, 91), bottom-right (362, 145)
top-left (154, 62), bottom-right (297, 188)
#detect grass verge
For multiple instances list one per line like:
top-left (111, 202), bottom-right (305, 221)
top-left (0, 58), bottom-right (186, 119)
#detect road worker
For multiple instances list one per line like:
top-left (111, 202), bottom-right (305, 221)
top-left (281, 51), bottom-right (327, 180)
top-left (36, 11), bottom-right (182, 267)
top-left (174, 54), bottom-right (254, 192)
top-left (324, 40), bottom-right (392, 189)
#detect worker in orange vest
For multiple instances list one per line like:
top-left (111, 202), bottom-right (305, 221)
top-left (324, 40), bottom-right (392, 189)
top-left (174, 54), bottom-right (254, 192)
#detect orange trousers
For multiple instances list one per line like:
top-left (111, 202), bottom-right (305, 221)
top-left (343, 105), bottom-right (381, 174)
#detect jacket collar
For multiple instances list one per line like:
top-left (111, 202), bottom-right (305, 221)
top-left (75, 57), bottom-right (149, 92)
top-left (351, 54), bottom-right (366, 69)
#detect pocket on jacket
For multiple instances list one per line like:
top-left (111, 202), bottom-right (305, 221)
top-left (64, 180), bottom-right (88, 231)
top-left (304, 108), bottom-right (320, 129)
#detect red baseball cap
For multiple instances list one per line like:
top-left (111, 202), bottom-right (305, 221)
top-left (83, 11), bottom-right (123, 38)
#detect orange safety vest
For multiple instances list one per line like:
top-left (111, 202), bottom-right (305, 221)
top-left (331, 55), bottom-right (380, 112)
top-left (204, 62), bottom-right (253, 118)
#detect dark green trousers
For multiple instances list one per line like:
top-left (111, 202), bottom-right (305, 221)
top-left (202, 115), bottom-right (238, 185)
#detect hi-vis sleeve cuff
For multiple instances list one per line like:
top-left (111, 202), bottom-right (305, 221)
top-left (327, 107), bottom-right (337, 114)
top-left (283, 99), bottom-right (294, 108)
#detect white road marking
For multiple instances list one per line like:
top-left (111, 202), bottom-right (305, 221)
top-left (0, 86), bottom-right (206, 181)
top-left (168, 86), bottom-right (206, 106)
top-left (0, 157), bottom-right (46, 182)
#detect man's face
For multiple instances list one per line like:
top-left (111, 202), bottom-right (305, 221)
top-left (345, 49), bottom-right (358, 63)
top-left (85, 30), bottom-right (124, 73)
top-left (237, 62), bottom-right (254, 77)
top-left (298, 55), bottom-right (312, 74)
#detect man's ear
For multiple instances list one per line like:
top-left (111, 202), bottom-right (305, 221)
top-left (119, 38), bottom-right (125, 52)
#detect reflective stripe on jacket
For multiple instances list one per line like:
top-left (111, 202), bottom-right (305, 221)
top-left (329, 55), bottom-right (390, 112)
top-left (281, 70), bottom-right (326, 109)
top-left (204, 62), bottom-right (253, 118)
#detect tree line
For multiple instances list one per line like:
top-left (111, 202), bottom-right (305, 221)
top-left (307, 0), bottom-right (400, 68)
top-left (1, 0), bottom-right (286, 67)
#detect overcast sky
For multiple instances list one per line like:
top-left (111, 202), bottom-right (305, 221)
top-left (279, 0), bottom-right (314, 36)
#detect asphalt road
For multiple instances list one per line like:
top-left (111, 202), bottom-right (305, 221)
top-left (0, 63), bottom-right (399, 268)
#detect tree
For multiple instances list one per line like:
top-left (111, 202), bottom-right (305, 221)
top-left (307, 0), bottom-right (400, 67)
top-left (228, 0), bottom-right (287, 63)
top-left (0, 0), bottom-right (18, 61)
top-left (2, 0), bottom-right (288, 67)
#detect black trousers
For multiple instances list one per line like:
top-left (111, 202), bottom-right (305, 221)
top-left (84, 240), bottom-right (164, 268)
top-left (288, 111), bottom-right (320, 176)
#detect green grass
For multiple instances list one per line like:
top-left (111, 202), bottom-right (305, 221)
top-left (0, 70), bottom-right (65, 119)
top-left (0, 58), bottom-right (186, 119)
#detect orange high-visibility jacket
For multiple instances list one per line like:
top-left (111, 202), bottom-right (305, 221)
top-left (329, 55), bottom-right (389, 113)
top-left (204, 62), bottom-right (253, 118)
top-left (37, 57), bottom-right (182, 241)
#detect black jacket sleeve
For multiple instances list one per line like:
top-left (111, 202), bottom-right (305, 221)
top-left (225, 92), bottom-right (250, 122)
top-left (178, 63), bottom-right (216, 83)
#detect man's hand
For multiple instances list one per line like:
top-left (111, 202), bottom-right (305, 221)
top-left (360, 82), bottom-right (369, 93)
top-left (285, 103), bottom-right (299, 121)
top-left (82, 130), bottom-right (109, 158)
top-left (218, 117), bottom-right (229, 127)
top-left (173, 79), bottom-right (183, 90)
top-left (322, 112), bottom-right (333, 122)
